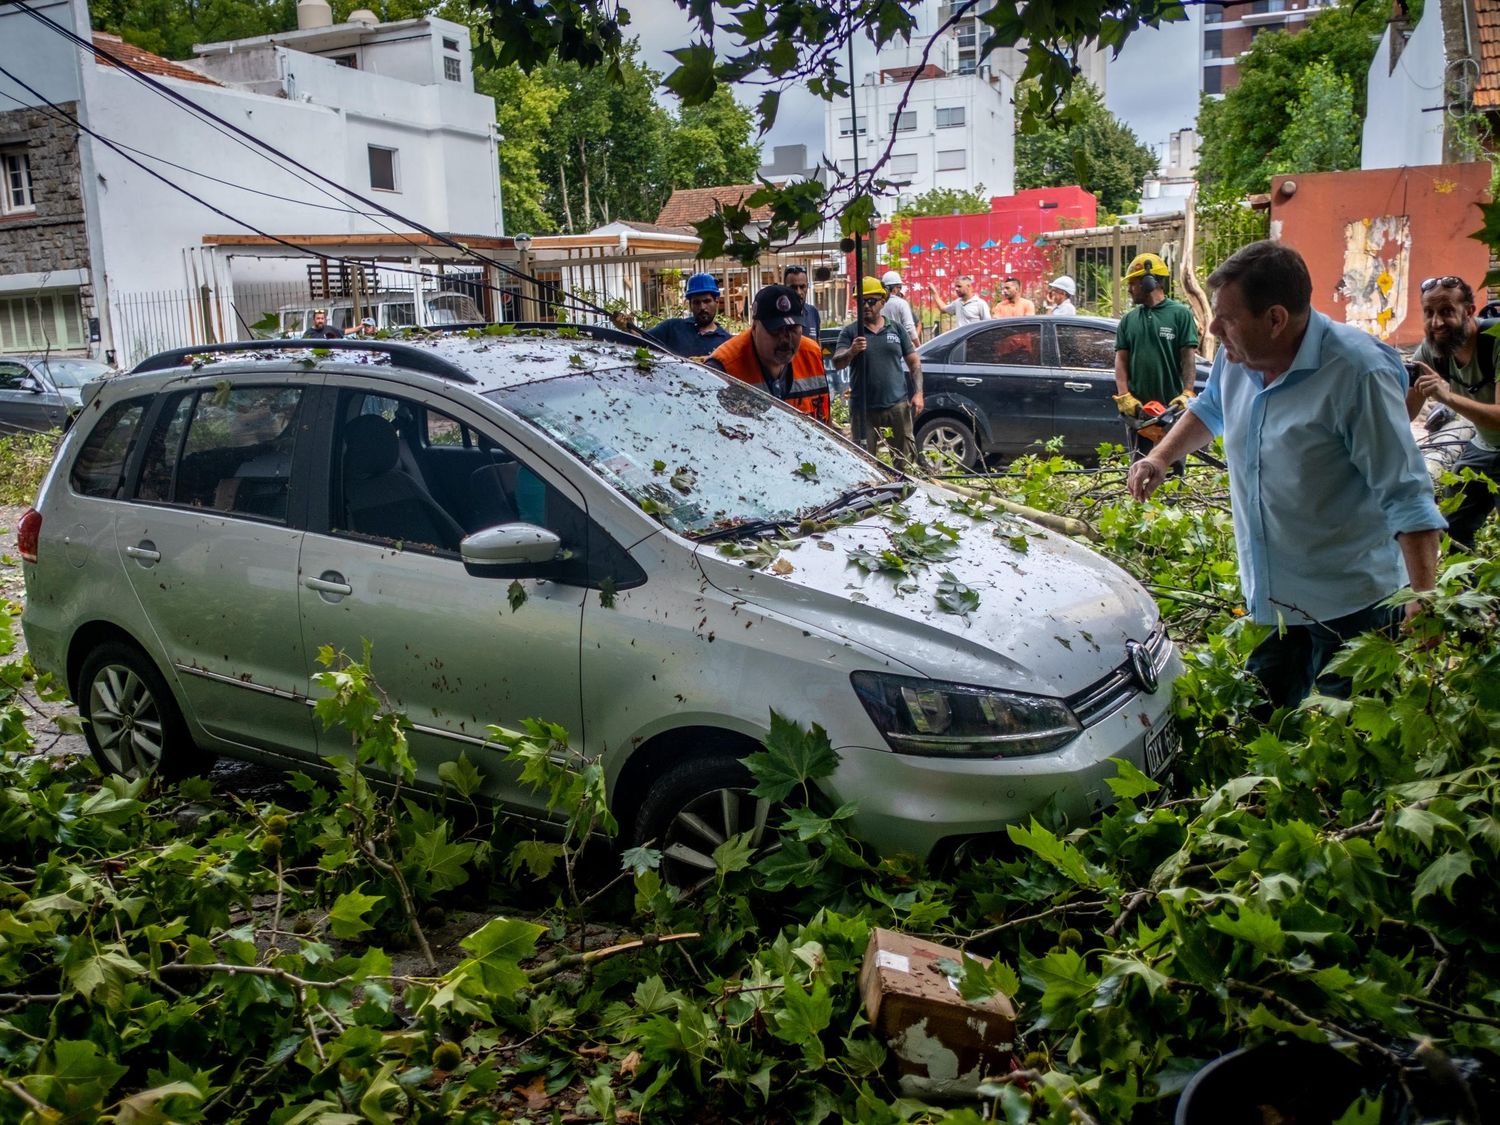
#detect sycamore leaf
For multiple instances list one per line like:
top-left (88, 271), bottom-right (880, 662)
top-left (67, 947), bottom-right (146, 1004)
top-left (1205, 905), bottom-right (1285, 954)
top-left (456, 916), bottom-right (545, 996)
top-left (1391, 805), bottom-right (1452, 850)
top-left (507, 580), bottom-right (528, 612)
top-left (1007, 819), bottom-right (1095, 886)
top-left (771, 976), bottom-right (832, 1067)
top-left (1413, 851), bottom-right (1474, 903)
top-left (1106, 756), bottom-right (1162, 800)
top-left (437, 753), bottom-right (483, 798)
top-left (713, 830), bottom-right (757, 878)
top-left (328, 887), bottom-right (383, 939)
top-left (744, 711), bottom-right (839, 801)
top-left (508, 839), bottom-right (564, 881)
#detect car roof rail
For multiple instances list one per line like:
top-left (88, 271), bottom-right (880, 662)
top-left (130, 339), bottom-right (478, 383)
top-left (502, 321), bottom-right (668, 352)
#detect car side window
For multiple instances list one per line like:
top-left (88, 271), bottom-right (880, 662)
top-left (1056, 325), bottom-right (1116, 370)
top-left (0, 361), bottom-right (30, 390)
top-left (134, 385), bottom-right (305, 520)
top-left (963, 325), bottom-right (1043, 367)
top-left (69, 398), bottom-right (148, 499)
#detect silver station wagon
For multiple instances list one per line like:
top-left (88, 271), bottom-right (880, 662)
top-left (19, 330), bottom-right (1181, 876)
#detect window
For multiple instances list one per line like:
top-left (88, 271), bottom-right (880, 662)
top-left (1203, 67), bottom-right (1224, 95)
top-left (1203, 29), bottom-right (1223, 59)
top-left (888, 110), bottom-right (916, 133)
top-left (963, 324), bottom-right (1042, 367)
top-left (135, 385), bottom-right (305, 520)
top-left (936, 149), bottom-right (966, 171)
top-left (0, 291), bottom-right (86, 352)
top-left (935, 106), bottom-right (965, 128)
top-left (443, 56), bottom-right (461, 82)
top-left (838, 116), bottom-right (867, 137)
top-left (891, 153), bottom-right (918, 175)
top-left (835, 158), bottom-right (856, 176)
top-left (0, 360), bottom-right (30, 390)
top-left (331, 54), bottom-right (357, 68)
top-left (70, 398), bottom-right (148, 499)
top-left (1056, 325), bottom-right (1117, 370)
top-left (1204, 2), bottom-right (1224, 23)
top-left (1, 149), bottom-right (35, 216)
top-left (368, 145), bottom-right (398, 191)
top-left (442, 36), bottom-right (460, 50)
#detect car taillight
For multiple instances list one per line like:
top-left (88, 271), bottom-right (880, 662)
top-left (17, 508), bottom-right (41, 564)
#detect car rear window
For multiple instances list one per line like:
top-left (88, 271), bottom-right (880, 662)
top-left (70, 398), bottom-right (148, 499)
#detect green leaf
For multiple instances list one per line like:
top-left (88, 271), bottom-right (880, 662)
top-left (407, 825), bottom-right (476, 892)
top-left (67, 946), bottom-right (146, 1004)
top-left (771, 976), bottom-right (833, 1067)
top-left (935, 570), bottom-right (980, 616)
top-left (1006, 819), bottom-right (1095, 886)
top-left (713, 830), bottom-right (757, 878)
top-left (599, 576), bottom-right (618, 608)
top-left (1391, 805), bottom-right (1452, 850)
top-left (1205, 904), bottom-right (1285, 954)
top-left (437, 753), bottom-right (483, 798)
top-left (1413, 851), bottom-right (1474, 903)
top-left (507, 579), bottom-right (528, 612)
top-left (664, 43), bottom-right (717, 103)
top-left (744, 711), bottom-right (839, 802)
top-left (508, 839), bottom-right (564, 880)
top-left (328, 886), bottom-right (383, 939)
top-left (457, 916), bottom-right (545, 993)
top-left (1106, 756), bottom-right (1162, 800)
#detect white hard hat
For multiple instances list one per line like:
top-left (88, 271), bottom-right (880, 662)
top-left (1049, 275), bottom-right (1077, 297)
top-left (881, 270), bottom-right (903, 287)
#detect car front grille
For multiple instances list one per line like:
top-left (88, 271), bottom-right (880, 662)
top-left (1068, 623), bottom-right (1172, 728)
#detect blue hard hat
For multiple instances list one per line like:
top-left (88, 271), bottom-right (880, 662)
top-left (685, 272), bottom-right (720, 297)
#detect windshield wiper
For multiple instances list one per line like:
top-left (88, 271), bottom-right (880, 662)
top-left (805, 481), bottom-right (910, 522)
top-left (693, 516), bottom-right (796, 544)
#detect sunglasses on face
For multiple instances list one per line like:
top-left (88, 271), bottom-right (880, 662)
top-left (862, 296), bottom-right (883, 305)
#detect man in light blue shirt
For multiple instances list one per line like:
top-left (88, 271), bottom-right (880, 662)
top-left (1128, 240), bottom-right (1444, 709)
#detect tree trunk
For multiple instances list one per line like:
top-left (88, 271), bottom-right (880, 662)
top-left (579, 138), bottom-right (592, 233)
top-left (1179, 184), bottom-right (1215, 360)
top-left (558, 158), bottom-right (575, 234)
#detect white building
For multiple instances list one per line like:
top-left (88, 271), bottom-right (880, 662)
top-left (0, 0), bottom-right (504, 363)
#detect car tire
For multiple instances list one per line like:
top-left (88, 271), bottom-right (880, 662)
top-left (632, 756), bottom-right (779, 887)
top-left (917, 416), bottom-right (979, 471)
top-left (78, 642), bottom-right (204, 781)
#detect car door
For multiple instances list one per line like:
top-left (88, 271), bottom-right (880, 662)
top-left (296, 384), bottom-right (589, 810)
top-left (0, 359), bottom-right (67, 434)
top-left (1053, 321), bottom-right (1128, 456)
top-left (947, 322), bottom-right (1054, 456)
top-left (113, 377), bottom-right (320, 756)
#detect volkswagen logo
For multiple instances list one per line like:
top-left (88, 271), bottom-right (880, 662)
top-left (1126, 641), bottom-right (1159, 694)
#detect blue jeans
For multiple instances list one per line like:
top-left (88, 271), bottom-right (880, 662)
top-left (1246, 601), bottom-right (1403, 712)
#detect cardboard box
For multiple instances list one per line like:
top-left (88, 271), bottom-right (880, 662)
top-left (859, 927), bottom-right (1017, 1098)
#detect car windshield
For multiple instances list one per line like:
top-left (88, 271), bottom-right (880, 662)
top-left (493, 359), bottom-right (894, 537)
top-left (38, 359), bottom-right (113, 388)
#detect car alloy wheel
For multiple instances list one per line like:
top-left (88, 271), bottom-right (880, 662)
top-left (78, 642), bottom-right (201, 780)
top-left (917, 417), bottom-right (977, 471)
top-left (632, 756), bottom-right (781, 888)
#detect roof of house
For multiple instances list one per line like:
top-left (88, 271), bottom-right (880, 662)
top-left (655, 185), bottom-right (771, 228)
top-left (92, 32), bottom-right (220, 86)
top-left (1474, 1), bottom-right (1500, 109)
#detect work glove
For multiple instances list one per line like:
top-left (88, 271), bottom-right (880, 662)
top-left (1113, 392), bottom-right (1143, 419)
top-left (1167, 391), bottom-right (1195, 412)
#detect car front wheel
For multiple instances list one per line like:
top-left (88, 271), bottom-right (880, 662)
top-left (632, 756), bottom-right (779, 888)
top-left (78, 642), bottom-right (204, 780)
top-left (916, 416), bottom-right (979, 471)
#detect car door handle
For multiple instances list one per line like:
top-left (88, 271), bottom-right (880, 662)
top-left (1063, 382), bottom-right (1091, 392)
top-left (304, 572), bottom-right (353, 597)
top-left (125, 542), bottom-right (160, 564)
top-left (956, 377), bottom-right (982, 386)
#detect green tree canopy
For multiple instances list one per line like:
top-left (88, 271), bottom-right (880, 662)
top-left (893, 186), bottom-right (991, 218)
top-left (1014, 81), bottom-right (1157, 214)
top-left (1196, 0), bottom-right (1386, 198)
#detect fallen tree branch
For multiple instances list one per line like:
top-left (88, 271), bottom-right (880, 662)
top-left (527, 931), bottom-right (701, 984)
top-left (935, 480), bottom-right (1098, 539)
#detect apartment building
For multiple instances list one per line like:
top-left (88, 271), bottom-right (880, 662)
top-left (1202, 0), bottom-right (1337, 94)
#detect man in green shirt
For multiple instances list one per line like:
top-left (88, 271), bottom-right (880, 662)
top-left (1407, 274), bottom-right (1500, 549)
top-left (833, 276), bottom-right (923, 472)
top-left (1113, 252), bottom-right (1200, 461)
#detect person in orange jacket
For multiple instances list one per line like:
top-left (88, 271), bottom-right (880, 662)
top-left (706, 284), bottom-right (831, 423)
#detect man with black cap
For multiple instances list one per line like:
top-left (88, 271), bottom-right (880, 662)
top-left (706, 284), bottom-right (831, 423)
top-left (649, 272), bottom-right (732, 358)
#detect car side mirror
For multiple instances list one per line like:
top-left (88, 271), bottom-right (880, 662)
top-left (460, 523), bottom-right (561, 567)
top-left (18, 377), bottom-right (43, 394)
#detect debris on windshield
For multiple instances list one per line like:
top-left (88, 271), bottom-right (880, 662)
top-left (670, 468), bottom-right (697, 494)
top-left (633, 347), bottom-right (655, 370)
top-left (507, 580), bottom-right (527, 612)
top-left (716, 421), bottom-right (753, 441)
top-left (769, 557), bottom-right (794, 576)
top-left (717, 383), bottom-right (771, 419)
top-left (794, 462), bottom-right (818, 481)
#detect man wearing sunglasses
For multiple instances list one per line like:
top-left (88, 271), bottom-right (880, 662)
top-left (1406, 275), bottom-right (1500, 550)
top-left (833, 277), bottom-right (923, 470)
top-left (707, 284), bottom-right (831, 424)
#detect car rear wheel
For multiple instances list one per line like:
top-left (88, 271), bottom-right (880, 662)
top-left (78, 643), bottom-right (204, 781)
top-left (916, 416), bottom-right (978, 471)
top-left (632, 756), bottom-right (779, 888)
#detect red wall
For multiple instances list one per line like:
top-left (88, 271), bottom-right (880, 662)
top-left (1269, 163), bottom-right (1492, 349)
top-left (858, 187), bottom-right (1097, 320)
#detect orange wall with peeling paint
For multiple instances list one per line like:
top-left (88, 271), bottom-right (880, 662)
top-left (1268, 163), bottom-right (1492, 350)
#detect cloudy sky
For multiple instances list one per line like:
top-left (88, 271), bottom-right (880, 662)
top-left (626, 0), bottom-right (1203, 170)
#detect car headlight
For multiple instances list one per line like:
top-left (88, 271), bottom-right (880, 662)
top-left (851, 671), bottom-right (1081, 758)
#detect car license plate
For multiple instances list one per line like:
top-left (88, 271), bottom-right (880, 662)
top-left (1145, 715), bottom-right (1181, 777)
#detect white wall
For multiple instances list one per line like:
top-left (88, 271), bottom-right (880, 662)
top-left (825, 71), bottom-right (1015, 214)
top-left (0, 0), bottom-right (84, 107)
top-left (1362, 6), bottom-right (1447, 170)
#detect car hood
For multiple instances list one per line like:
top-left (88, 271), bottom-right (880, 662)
top-left (694, 484), bottom-right (1159, 697)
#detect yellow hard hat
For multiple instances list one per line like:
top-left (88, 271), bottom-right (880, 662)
top-left (1124, 252), bottom-right (1170, 281)
top-left (861, 276), bottom-right (887, 298)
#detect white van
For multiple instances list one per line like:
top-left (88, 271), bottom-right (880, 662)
top-left (275, 291), bottom-right (484, 335)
